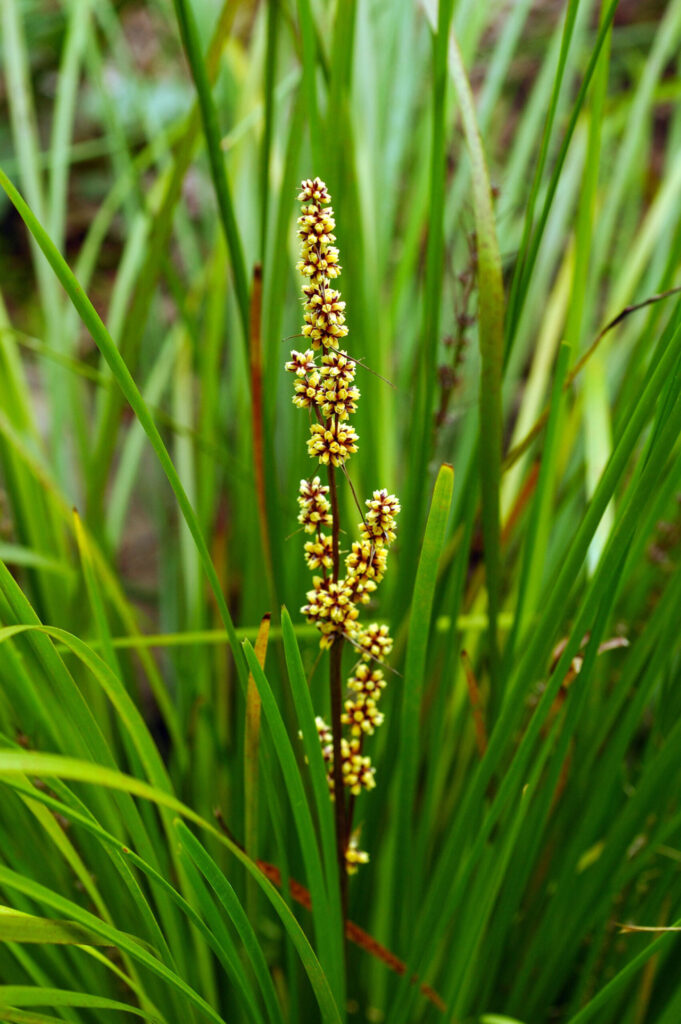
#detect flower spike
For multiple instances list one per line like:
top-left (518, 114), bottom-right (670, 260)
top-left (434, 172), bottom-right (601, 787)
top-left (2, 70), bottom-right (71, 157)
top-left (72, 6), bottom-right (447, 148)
top-left (285, 177), bottom-right (400, 878)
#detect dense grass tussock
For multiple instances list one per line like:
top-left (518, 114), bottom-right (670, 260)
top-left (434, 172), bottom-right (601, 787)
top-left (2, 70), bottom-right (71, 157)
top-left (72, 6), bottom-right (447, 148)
top-left (1, 0), bottom-right (681, 1022)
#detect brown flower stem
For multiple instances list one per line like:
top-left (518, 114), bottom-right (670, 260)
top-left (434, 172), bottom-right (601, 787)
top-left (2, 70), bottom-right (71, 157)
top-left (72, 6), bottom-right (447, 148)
top-left (327, 460), bottom-right (348, 920)
top-left (330, 635), bottom-right (348, 921)
top-left (327, 458), bottom-right (340, 577)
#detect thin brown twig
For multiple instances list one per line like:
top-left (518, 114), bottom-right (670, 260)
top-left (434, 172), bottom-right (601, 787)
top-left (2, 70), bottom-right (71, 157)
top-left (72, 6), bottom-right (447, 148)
top-left (340, 462), bottom-right (367, 525)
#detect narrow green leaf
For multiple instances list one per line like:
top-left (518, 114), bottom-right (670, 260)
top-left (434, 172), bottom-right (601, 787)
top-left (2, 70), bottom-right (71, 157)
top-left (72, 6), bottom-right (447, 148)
top-left (241, 641), bottom-right (342, 1020)
top-left (176, 821), bottom-right (285, 1024)
top-left (244, 614), bottom-right (271, 920)
top-left (446, 29), bottom-right (505, 697)
top-left (0, 909), bottom-right (108, 947)
top-left (0, 988), bottom-right (164, 1022)
top-left (170, 0), bottom-right (250, 343)
top-left (394, 464), bottom-right (454, 929)
top-left (0, 751), bottom-right (342, 1024)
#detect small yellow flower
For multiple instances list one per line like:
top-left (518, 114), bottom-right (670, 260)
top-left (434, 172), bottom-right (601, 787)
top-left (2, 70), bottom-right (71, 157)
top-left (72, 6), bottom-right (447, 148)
top-left (298, 204), bottom-right (336, 246)
top-left (292, 370), bottom-right (323, 410)
top-left (314, 720), bottom-right (375, 796)
top-left (315, 716), bottom-right (334, 767)
top-left (297, 243), bottom-right (342, 283)
top-left (318, 349), bottom-right (359, 418)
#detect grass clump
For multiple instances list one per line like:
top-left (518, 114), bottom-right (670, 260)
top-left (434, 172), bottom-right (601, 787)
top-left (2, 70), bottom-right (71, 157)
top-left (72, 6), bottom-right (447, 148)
top-left (0, 2), bottom-right (680, 1023)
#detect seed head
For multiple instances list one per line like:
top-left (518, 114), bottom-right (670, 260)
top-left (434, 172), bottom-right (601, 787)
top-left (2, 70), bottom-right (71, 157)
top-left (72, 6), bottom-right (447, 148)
top-left (301, 576), bottom-right (359, 647)
top-left (304, 533), bottom-right (334, 571)
top-left (307, 421), bottom-right (359, 467)
top-left (302, 285), bottom-right (348, 350)
top-left (347, 663), bottom-right (386, 701)
top-left (298, 177), bottom-right (331, 204)
top-left (342, 695), bottom-right (384, 737)
top-left (340, 737), bottom-right (376, 795)
top-left (287, 179), bottom-right (400, 878)
top-left (346, 541), bottom-right (388, 603)
top-left (357, 622), bottom-right (393, 663)
top-left (285, 349), bottom-right (317, 376)
top-left (297, 477), bottom-right (332, 533)
top-left (360, 489), bottom-right (401, 547)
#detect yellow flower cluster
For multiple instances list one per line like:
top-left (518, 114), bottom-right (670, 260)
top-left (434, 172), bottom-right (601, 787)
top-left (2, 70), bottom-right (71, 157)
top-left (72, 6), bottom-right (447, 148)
top-left (296, 201), bottom-right (342, 285)
top-left (298, 476), bottom-right (399, 652)
top-left (302, 285), bottom-right (348, 349)
top-left (297, 476), bottom-right (332, 533)
top-left (341, 663), bottom-right (388, 740)
top-left (307, 421), bottom-right (359, 466)
top-left (361, 489), bottom-right (401, 547)
top-left (287, 178), bottom-right (401, 875)
top-left (285, 177), bottom-right (358, 468)
top-left (304, 533), bottom-right (333, 571)
top-left (357, 622), bottom-right (394, 662)
top-left (315, 717), bottom-right (376, 797)
top-left (302, 577), bottom-right (359, 642)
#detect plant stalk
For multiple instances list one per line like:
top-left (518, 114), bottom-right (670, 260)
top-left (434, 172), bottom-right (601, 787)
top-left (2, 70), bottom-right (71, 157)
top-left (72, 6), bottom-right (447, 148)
top-left (327, 461), bottom-right (348, 920)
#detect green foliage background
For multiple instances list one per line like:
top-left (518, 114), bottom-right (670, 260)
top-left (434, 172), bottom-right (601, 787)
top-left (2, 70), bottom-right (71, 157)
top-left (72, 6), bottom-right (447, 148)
top-left (1, 1), bottom-right (681, 1022)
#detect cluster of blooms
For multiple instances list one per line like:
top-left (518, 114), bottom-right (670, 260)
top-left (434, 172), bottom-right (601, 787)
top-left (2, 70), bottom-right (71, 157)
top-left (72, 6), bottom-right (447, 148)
top-left (299, 488), bottom-right (399, 649)
top-left (315, 715), bottom-right (376, 796)
top-left (286, 178), bottom-right (401, 875)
